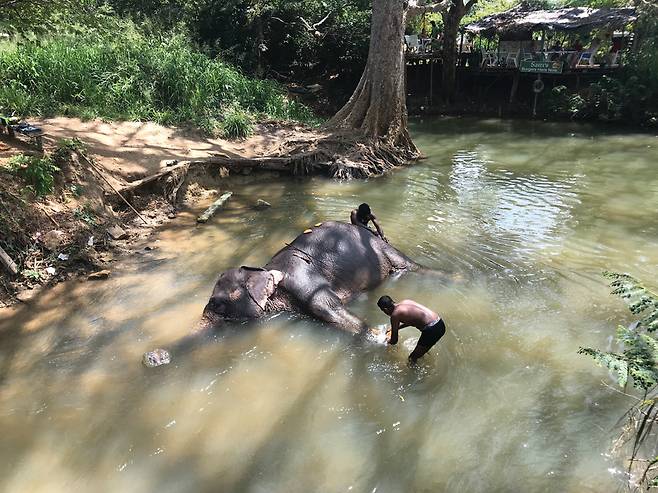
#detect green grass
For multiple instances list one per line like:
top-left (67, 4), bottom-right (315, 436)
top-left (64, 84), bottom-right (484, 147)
top-left (0, 23), bottom-right (318, 132)
top-left (220, 108), bottom-right (254, 139)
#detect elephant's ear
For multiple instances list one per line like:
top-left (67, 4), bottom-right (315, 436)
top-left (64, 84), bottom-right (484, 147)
top-left (245, 268), bottom-right (284, 311)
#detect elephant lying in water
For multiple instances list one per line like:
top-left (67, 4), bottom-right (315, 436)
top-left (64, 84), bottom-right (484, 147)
top-left (143, 221), bottom-right (426, 366)
top-left (203, 220), bottom-right (421, 332)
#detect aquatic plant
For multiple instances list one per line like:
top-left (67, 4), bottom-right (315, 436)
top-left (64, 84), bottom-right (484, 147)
top-left (580, 272), bottom-right (658, 491)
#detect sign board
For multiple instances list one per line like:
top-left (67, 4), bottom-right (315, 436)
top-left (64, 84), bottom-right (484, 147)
top-left (520, 60), bottom-right (563, 74)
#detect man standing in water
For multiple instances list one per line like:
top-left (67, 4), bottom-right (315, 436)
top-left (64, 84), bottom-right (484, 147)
top-left (350, 203), bottom-right (387, 242)
top-left (377, 296), bottom-right (446, 363)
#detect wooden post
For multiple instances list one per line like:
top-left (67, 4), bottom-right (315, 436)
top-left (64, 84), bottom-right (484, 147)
top-left (509, 72), bottom-right (520, 104)
top-left (0, 245), bottom-right (18, 275)
top-left (197, 192), bottom-right (233, 224)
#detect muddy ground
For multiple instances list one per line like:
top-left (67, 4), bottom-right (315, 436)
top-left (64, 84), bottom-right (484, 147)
top-left (0, 117), bottom-right (304, 308)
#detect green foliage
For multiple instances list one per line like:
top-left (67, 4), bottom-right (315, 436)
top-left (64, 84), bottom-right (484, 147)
top-left (604, 272), bottom-right (658, 331)
top-left (578, 346), bottom-right (629, 387)
top-left (579, 273), bottom-right (658, 390)
top-left (0, 21), bottom-right (316, 132)
top-left (108, 0), bottom-right (372, 106)
top-left (6, 154), bottom-right (59, 196)
top-left (52, 138), bottom-right (87, 165)
top-left (220, 108), bottom-right (254, 139)
top-left (21, 268), bottom-right (42, 282)
top-left (73, 204), bottom-right (97, 226)
top-left (545, 75), bottom-right (656, 124)
top-left (0, 0), bottom-right (117, 37)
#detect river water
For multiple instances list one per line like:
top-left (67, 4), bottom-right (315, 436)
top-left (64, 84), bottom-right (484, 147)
top-left (1, 117), bottom-right (657, 492)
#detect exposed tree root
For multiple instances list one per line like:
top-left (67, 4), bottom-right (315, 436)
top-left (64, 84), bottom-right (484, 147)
top-left (110, 131), bottom-right (422, 203)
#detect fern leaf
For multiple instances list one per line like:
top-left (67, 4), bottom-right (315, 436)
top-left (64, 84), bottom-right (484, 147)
top-left (579, 347), bottom-right (629, 387)
top-left (604, 271), bottom-right (658, 330)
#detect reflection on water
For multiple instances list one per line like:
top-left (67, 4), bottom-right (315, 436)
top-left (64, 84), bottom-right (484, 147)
top-left (1, 117), bottom-right (657, 492)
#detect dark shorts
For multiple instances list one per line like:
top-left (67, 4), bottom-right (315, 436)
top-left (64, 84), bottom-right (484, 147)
top-left (417, 318), bottom-right (446, 348)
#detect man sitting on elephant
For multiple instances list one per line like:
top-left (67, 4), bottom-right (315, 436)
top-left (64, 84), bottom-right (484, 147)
top-left (350, 203), bottom-right (387, 242)
top-left (377, 296), bottom-right (446, 363)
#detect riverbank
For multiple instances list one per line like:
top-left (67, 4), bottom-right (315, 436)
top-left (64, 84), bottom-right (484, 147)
top-left (0, 117), bottom-right (320, 307)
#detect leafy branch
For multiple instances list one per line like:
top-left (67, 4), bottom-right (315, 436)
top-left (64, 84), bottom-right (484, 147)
top-left (580, 272), bottom-right (658, 491)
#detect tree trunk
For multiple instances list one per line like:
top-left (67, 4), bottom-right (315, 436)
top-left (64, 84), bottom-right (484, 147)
top-left (441, 7), bottom-right (461, 102)
top-left (328, 0), bottom-right (419, 157)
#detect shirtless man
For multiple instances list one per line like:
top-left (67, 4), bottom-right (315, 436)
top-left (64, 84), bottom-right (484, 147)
top-left (350, 203), bottom-right (387, 242)
top-left (377, 296), bottom-right (446, 363)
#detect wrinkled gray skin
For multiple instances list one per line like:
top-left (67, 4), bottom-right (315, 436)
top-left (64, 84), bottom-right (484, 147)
top-left (203, 221), bottom-right (420, 333)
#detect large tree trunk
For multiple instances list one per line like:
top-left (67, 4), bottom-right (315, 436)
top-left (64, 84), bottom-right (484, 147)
top-left (175, 0), bottom-right (423, 180)
top-left (328, 0), bottom-right (419, 158)
top-left (441, 6), bottom-right (462, 102)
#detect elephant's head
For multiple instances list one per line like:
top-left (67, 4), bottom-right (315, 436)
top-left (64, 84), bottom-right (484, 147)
top-left (202, 266), bottom-right (284, 323)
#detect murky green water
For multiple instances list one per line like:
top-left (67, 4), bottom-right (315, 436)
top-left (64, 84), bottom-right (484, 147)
top-left (1, 117), bottom-right (657, 492)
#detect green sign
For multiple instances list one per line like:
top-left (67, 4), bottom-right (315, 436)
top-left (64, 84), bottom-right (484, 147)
top-left (520, 60), bottom-right (563, 74)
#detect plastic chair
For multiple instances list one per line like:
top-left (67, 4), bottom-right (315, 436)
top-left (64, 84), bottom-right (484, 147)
top-left (575, 52), bottom-right (593, 67)
top-left (480, 51), bottom-right (496, 68)
top-left (404, 35), bottom-right (420, 53)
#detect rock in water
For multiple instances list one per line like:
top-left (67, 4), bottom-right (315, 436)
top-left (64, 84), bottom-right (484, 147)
top-left (107, 225), bottom-right (128, 240)
top-left (254, 199), bottom-right (271, 210)
top-left (143, 348), bottom-right (171, 367)
top-left (88, 269), bottom-right (111, 280)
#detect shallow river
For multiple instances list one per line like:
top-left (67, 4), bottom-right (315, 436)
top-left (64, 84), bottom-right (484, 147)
top-left (1, 117), bottom-right (658, 492)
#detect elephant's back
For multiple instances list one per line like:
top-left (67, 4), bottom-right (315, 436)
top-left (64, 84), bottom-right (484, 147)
top-left (266, 221), bottom-right (413, 297)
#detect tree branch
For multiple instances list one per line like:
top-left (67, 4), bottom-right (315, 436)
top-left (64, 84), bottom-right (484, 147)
top-left (465, 0), bottom-right (478, 12)
top-left (407, 0), bottom-right (450, 17)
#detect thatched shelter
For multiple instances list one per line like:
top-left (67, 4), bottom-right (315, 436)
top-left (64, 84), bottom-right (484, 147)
top-left (465, 6), bottom-right (637, 37)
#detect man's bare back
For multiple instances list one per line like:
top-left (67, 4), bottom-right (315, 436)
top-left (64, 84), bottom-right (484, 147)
top-left (390, 299), bottom-right (438, 330)
top-left (377, 296), bottom-right (445, 363)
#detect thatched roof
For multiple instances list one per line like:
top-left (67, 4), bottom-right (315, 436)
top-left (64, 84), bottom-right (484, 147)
top-left (465, 7), bottom-right (637, 36)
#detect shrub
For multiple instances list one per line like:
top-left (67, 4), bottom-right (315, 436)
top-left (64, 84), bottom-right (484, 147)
top-left (6, 155), bottom-right (59, 196)
top-left (220, 108), bottom-right (254, 140)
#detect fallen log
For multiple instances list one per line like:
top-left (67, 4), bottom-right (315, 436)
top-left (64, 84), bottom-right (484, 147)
top-left (116, 162), bottom-right (191, 196)
top-left (197, 192), bottom-right (233, 223)
top-left (0, 245), bottom-right (19, 275)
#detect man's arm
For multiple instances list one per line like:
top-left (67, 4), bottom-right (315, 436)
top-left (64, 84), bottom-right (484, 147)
top-left (388, 315), bottom-right (401, 345)
top-left (350, 210), bottom-right (358, 225)
top-left (371, 217), bottom-right (387, 242)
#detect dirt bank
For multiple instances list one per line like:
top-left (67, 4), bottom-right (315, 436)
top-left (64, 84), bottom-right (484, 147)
top-left (1, 117), bottom-right (312, 307)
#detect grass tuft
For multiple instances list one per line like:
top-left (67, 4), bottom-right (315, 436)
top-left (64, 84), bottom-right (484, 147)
top-left (220, 108), bottom-right (254, 140)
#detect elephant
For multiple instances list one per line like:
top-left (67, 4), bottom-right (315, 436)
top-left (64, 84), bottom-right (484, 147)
top-left (202, 221), bottom-right (421, 333)
top-left (143, 221), bottom-right (427, 367)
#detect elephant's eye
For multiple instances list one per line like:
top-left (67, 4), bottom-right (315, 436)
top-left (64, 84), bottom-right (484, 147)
top-left (229, 288), bottom-right (242, 301)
